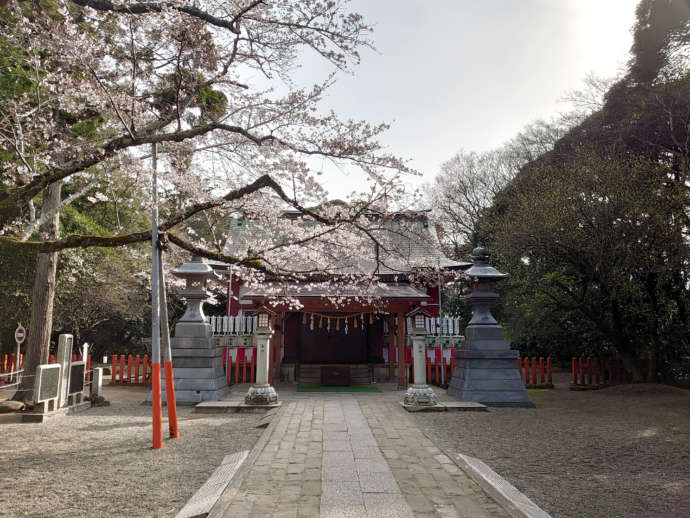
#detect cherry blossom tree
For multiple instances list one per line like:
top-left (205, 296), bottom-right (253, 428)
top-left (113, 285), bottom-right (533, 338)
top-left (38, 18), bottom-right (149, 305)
top-left (0, 1), bottom-right (425, 398)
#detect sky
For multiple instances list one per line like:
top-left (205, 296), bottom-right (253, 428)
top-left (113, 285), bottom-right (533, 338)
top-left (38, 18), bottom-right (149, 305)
top-left (285, 0), bottom-right (640, 200)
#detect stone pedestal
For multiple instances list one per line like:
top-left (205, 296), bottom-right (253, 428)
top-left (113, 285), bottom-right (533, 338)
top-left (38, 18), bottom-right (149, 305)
top-left (403, 323), bottom-right (438, 409)
top-left (245, 330), bottom-right (278, 405)
top-left (448, 248), bottom-right (534, 407)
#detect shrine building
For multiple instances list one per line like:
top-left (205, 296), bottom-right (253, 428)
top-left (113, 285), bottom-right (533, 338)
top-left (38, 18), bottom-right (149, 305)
top-left (213, 210), bottom-right (468, 388)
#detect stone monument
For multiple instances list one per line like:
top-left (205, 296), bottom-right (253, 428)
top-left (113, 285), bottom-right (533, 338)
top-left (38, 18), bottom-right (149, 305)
top-left (161, 256), bottom-right (229, 403)
top-left (448, 247), bottom-right (534, 407)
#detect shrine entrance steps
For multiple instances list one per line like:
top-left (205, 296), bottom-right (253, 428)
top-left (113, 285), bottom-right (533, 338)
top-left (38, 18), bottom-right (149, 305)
top-left (298, 364), bottom-right (371, 387)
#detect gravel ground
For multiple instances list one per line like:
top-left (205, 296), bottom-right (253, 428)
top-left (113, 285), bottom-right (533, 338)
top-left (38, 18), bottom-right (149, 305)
top-left (414, 372), bottom-right (690, 518)
top-left (0, 383), bottom-right (262, 518)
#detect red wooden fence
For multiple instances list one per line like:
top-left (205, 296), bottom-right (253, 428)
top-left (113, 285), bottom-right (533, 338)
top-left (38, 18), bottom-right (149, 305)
top-left (225, 358), bottom-right (256, 385)
top-left (110, 354), bottom-right (150, 384)
top-left (517, 357), bottom-right (553, 386)
top-left (571, 356), bottom-right (629, 386)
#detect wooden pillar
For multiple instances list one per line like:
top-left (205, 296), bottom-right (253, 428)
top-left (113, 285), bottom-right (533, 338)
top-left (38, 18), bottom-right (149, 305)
top-left (397, 312), bottom-right (406, 388)
top-left (273, 314), bottom-right (284, 383)
top-left (388, 314), bottom-right (395, 382)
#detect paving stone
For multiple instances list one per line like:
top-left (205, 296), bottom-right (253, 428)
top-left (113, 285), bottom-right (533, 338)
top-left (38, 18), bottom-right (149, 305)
top-left (363, 492), bottom-right (414, 518)
top-left (403, 493), bottom-right (435, 513)
top-left (321, 481), bottom-right (363, 506)
top-left (320, 504), bottom-right (367, 517)
top-left (355, 458), bottom-right (390, 475)
top-left (359, 471), bottom-right (401, 493)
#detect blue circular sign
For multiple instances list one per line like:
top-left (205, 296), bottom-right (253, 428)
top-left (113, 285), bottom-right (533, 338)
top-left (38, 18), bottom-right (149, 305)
top-left (15, 326), bottom-right (26, 344)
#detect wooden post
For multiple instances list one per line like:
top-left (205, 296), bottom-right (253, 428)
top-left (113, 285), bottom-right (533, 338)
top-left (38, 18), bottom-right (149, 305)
top-left (388, 314), bottom-right (395, 382)
top-left (443, 357), bottom-right (448, 384)
top-left (135, 355), bottom-right (141, 383)
top-left (547, 357), bottom-right (552, 384)
top-left (539, 357), bottom-right (544, 384)
top-left (426, 357), bottom-right (431, 384)
top-left (142, 354), bottom-right (149, 383)
top-left (275, 314), bottom-right (283, 383)
top-left (250, 357), bottom-right (255, 383)
top-left (578, 356), bottom-right (584, 385)
top-left (112, 355), bottom-right (117, 383)
top-left (571, 357), bottom-right (576, 384)
top-left (517, 357), bottom-right (523, 381)
top-left (593, 357), bottom-right (600, 385)
top-left (127, 354), bottom-right (133, 383)
top-left (86, 354), bottom-right (92, 382)
top-left (586, 357), bottom-right (592, 385)
top-left (397, 312), bottom-right (406, 388)
top-left (435, 360), bottom-right (440, 385)
top-left (531, 357), bottom-right (537, 385)
top-left (119, 355), bottom-right (125, 384)
top-left (242, 359), bottom-right (247, 383)
top-left (235, 355), bottom-right (240, 384)
top-left (227, 356), bottom-right (232, 385)
top-left (525, 357), bottom-right (531, 385)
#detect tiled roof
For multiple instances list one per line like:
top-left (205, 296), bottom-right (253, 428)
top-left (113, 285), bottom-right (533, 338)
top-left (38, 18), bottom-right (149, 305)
top-left (222, 210), bottom-right (469, 275)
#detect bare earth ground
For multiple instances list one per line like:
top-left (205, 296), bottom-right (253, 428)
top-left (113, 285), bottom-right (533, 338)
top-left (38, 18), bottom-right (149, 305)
top-left (415, 371), bottom-right (690, 518)
top-left (0, 383), bottom-right (262, 518)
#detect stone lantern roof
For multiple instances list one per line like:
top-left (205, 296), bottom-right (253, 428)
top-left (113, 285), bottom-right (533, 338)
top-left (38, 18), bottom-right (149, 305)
top-left (465, 247), bottom-right (509, 281)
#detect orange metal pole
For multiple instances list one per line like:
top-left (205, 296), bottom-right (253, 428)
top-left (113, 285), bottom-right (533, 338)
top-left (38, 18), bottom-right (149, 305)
top-left (151, 362), bottom-right (163, 449)
top-left (163, 360), bottom-right (179, 438)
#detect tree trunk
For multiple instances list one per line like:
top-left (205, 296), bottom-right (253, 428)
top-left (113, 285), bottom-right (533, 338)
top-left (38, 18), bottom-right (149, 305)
top-left (14, 182), bottom-right (62, 402)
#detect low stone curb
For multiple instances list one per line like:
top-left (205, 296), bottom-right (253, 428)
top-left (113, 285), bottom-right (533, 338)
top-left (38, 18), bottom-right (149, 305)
top-left (206, 402), bottom-right (286, 518)
top-left (453, 453), bottom-right (552, 518)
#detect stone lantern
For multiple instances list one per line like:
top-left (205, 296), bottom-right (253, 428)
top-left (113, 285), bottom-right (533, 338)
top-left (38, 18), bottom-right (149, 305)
top-left (245, 306), bottom-right (279, 406)
top-left (403, 307), bottom-right (438, 409)
top-left (155, 256), bottom-right (229, 403)
top-left (448, 247), bottom-right (534, 407)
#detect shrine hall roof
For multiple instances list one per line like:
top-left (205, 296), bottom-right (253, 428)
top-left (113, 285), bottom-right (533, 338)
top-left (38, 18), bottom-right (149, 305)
top-left (220, 210), bottom-right (469, 276)
top-left (238, 282), bottom-right (430, 301)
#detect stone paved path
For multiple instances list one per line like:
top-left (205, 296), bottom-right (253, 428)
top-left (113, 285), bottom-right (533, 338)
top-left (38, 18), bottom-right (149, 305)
top-left (211, 396), bottom-right (509, 518)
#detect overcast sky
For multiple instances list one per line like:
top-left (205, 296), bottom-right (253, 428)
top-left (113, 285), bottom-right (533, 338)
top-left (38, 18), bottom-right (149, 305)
top-left (284, 0), bottom-right (639, 200)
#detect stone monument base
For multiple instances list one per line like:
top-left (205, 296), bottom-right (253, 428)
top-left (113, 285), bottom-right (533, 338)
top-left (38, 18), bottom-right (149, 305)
top-left (403, 384), bottom-right (438, 407)
top-left (245, 384), bottom-right (278, 405)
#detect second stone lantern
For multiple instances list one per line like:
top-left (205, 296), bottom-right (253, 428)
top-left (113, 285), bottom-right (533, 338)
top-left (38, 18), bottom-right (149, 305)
top-left (164, 256), bottom-right (229, 403)
top-left (448, 247), bottom-right (534, 407)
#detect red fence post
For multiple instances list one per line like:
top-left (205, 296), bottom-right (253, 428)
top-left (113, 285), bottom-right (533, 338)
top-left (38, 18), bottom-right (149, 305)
top-left (539, 357), bottom-right (545, 384)
top-left (119, 355), bottom-right (125, 383)
top-left (142, 354), bottom-right (149, 383)
top-left (443, 357), bottom-right (448, 383)
top-left (250, 358), bottom-right (255, 383)
top-left (86, 354), bottom-right (91, 382)
top-left (525, 357), bottom-right (531, 385)
top-left (135, 355), bottom-right (141, 383)
top-left (227, 357), bottom-right (233, 385)
top-left (112, 355), bottom-right (117, 383)
top-left (585, 357), bottom-right (591, 385)
top-left (578, 357), bottom-right (584, 385)
top-left (593, 357), bottom-right (600, 385)
top-left (426, 357), bottom-right (431, 384)
top-left (571, 358), bottom-right (576, 384)
top-left (127, 354), bottom-right (133, 383)
top-left (517, 357), bottom-right (523, 382)
top-left (435, 360), bottom-right (440, 385)
top-left (235, 356), bottom-right (240, 384)
top-left (547, 357), bottom-right (552, 384)
top-left (531, 357), bottom-right (537, 385)
top-left (242, 359), bottom-right (247, 383)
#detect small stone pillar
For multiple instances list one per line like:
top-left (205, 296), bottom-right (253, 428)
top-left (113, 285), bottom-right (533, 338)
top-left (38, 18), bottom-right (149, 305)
top-left (403, 308), bottom-right (438, 408)
top-left (448, 248), bottom-right (534, 407)
top-left (56, 334), bottom-right (73, 408)
top-left (91, 368), bottom-right (103, 399)
top-left (245, 307), bottom-right (278, 405)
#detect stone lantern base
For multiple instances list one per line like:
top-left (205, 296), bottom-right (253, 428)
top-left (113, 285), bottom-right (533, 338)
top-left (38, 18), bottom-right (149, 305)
top-left (448, 325), bottom-right (534, 407)
top-left (403, 384), bottom-right (438, 407)
top-left (245, 384), bottom-right (278, 405)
